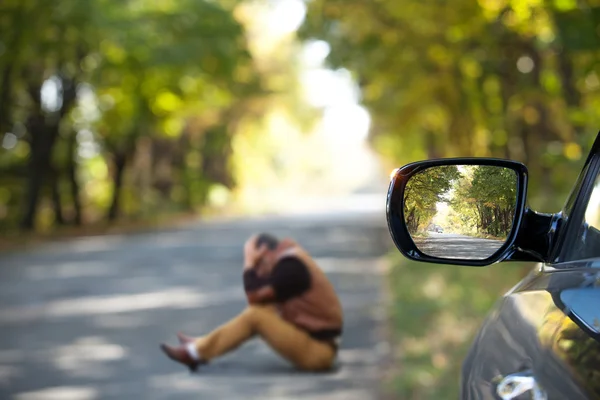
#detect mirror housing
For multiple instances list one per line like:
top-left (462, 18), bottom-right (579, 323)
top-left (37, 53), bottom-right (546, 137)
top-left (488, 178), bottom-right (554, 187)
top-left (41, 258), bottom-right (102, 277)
top-left (386, 158), bottom-right (529, 266)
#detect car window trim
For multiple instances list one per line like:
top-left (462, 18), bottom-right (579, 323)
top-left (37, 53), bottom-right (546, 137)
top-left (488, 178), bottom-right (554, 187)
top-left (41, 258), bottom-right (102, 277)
top-left (552, 154), bottom-right (600, 264)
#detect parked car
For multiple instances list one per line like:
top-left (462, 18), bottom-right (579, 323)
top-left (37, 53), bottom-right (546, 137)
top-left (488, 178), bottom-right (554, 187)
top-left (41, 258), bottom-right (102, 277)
top-left (386, 133), bottom-right (600, 400)
top-left (426, 224), bottom-right (444, 233)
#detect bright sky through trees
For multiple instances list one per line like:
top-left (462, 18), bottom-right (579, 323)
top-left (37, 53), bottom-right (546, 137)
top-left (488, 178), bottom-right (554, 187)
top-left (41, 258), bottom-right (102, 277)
top-left (234, 0), bottom-right (383, 215)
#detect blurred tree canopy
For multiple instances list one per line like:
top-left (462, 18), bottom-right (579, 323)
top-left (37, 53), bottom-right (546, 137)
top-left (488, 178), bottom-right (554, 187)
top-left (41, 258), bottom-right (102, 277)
top-left (300, 0), bottom-right (600, 210)
top-left (449, 166), bottom-right (517, 237)
top-left (0, 0), bottom-right (315, 233)
top-left (404, 166), bottom-right (460, 234)
top-left (405, 165), bottom-right (517, 237)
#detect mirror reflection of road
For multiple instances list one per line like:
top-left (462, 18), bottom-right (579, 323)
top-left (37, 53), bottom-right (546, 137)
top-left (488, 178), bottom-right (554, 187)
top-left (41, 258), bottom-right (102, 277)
top-left (0, 198), bottom-right (393, 400)
top-left (413, 232), bottom-right (505, 260)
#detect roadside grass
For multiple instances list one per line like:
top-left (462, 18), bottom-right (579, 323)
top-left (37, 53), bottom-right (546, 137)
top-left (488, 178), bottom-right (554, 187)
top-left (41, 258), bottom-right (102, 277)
top-left (385, 252), bottom-right (535, 400)
top-left (0, 203), bottom-right (242, 253)
top-left (0, 213), bottom-right (195, 253)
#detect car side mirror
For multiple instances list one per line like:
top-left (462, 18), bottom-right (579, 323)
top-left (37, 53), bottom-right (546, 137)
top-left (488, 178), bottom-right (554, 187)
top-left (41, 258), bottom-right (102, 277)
top-left (386, 159), bottom-right (528, 266)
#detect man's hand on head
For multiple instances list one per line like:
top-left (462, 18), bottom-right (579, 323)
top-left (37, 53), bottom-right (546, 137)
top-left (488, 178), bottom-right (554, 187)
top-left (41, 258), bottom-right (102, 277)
top-left (243, 235), bottom-right (268, 271)
top-left (244, 245), bottom-right (268, 271)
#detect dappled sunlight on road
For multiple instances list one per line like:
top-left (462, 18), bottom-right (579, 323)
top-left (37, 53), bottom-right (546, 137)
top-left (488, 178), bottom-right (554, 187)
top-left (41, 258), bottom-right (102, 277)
top-left (0, 360), bottom-right (20, 387)
top-left (49, 337), bottom-right (128, 379)
top-left (14, 386), bottom-right (99, 400)
top-left (92, 314), bottom-right (150, 330)
top-left (146, 365), bottom-right (381, 399)
top-left (26, 262), bottom-right (118, 280)
top-left (0, 287), bottom-right (244, 325)
top-left (50, 236), bottom-right (129, 255)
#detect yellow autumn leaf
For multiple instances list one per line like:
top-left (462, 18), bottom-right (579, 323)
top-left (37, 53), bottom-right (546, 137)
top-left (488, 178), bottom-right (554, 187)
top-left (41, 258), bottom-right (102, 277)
top-left (152, 91), bottom-right (183, 115)
top-left (564, 142), bottom-right (582, 161)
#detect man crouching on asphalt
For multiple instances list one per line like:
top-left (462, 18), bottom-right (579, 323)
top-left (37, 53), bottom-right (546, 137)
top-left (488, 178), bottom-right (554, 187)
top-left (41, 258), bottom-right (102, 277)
top-left (160, 233), bottom-right (344, 372)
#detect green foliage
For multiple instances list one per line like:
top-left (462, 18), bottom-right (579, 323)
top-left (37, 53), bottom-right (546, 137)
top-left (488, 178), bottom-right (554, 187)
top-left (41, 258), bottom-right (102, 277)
top-left (449, 166), bottom-right (517, 237)
top-left (300, 0), bottom-right (600, 211)
top-left (404, 165), bottom-right (516, 238)
top-left (0, 0), bottom-right (315, 231)
top-left (300, 2), bottom-right (600, 398)
top-left (404, 166), bottom-right (460, 234)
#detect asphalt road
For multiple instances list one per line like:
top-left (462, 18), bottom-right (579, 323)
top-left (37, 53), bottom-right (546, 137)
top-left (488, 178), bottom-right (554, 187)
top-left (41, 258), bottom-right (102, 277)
top-left (412, 232), bottom-right (505, 260)
top-left (0, 210), bottom-right (394, 400)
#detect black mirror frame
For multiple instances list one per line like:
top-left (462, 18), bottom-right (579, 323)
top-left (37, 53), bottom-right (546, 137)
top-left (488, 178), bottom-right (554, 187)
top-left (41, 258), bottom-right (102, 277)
top-left (386, 158), bottom-right (529, 267)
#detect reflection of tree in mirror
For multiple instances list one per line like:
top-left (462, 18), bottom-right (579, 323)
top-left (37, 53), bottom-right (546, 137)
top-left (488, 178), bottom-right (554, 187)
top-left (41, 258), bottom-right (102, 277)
top-left (404, 166), bottom-right (461, 235)
top-left (448, 166), bottom-right (517, 239)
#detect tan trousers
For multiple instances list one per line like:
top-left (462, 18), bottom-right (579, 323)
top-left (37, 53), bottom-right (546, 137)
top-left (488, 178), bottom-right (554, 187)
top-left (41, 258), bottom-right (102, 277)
top-left (194, 304), bottom-right (336, 371)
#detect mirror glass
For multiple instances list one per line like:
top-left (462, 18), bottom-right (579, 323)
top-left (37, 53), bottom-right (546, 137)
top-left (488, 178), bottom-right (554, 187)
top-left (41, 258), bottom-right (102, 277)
top-left (404, 165), bottom-right (518, 260)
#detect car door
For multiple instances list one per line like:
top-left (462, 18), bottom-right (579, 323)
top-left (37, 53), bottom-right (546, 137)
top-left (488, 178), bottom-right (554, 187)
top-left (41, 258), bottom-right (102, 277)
top-left (460, 135), bottom-right (600, 400)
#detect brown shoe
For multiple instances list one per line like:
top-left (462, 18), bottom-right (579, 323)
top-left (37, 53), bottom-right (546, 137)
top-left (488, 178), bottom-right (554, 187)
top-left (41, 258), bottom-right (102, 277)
top-left (160, 343), bottom-right (204, 373)
top-left (176, 332), bottom-right (195, 345)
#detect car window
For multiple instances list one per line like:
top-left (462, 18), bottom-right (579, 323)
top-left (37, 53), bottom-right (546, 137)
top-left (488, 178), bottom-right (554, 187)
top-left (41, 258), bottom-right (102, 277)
top-left (564, 172), bottom-right (600, 262)
top-left (551, 161), bottom-right (592, 262)
top-left (563, 164), bottom-right (589, 218)
top-left (559, 288), bottom-right (600, 335)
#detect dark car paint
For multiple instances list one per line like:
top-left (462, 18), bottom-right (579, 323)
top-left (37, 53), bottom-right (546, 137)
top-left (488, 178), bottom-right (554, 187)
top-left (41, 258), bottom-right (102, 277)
top-left (459, 136), bottom-right (600, 400)
top-left (461, 265), bottom-right (600, 399)
top-left (387, 133), bottom-right (600, 399)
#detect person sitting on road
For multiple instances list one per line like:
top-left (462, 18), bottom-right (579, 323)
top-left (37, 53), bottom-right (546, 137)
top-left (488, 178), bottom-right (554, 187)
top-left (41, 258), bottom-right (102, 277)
top-left (160, 233), bottom-right (344, 372)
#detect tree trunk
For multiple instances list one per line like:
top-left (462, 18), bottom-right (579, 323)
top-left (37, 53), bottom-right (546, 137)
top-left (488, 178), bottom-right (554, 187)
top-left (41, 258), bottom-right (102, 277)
top-left (0, 3), bottom-right (26, 134)
top-left (50, 166), bottom-right (65, 226)
top-left (407, 208), bottom-right (416, 233)
top-left (182, 166), bottom-right (194, 212)
top-left (21, 114), bottom-right (52, 230)
top-left (21, 156), bottom-right (45, 230)
top-left (0, 63), bottom-right (14, 134)
top-left (556, 49), bottom-right (580, 109)
top-left (108, 153), bottom-right (127, 222)
top-left (179, 134), bottom-right (195, 212)
top-left (20, 70), bottom-right (79, 231)
top-left (67, 133), bottom-right (82, 225)
top-left (425, 131), bottom-right (441, 159)
top-left (505, 208), bottom-right (513, 232)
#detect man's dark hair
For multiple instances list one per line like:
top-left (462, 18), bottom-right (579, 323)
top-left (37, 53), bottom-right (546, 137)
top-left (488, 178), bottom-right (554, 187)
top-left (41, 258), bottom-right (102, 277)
top-left (255, 233), bottom-right (279, 250)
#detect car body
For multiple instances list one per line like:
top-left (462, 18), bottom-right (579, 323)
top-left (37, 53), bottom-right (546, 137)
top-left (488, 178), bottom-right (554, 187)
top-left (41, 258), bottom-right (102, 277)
top-left (427, 224), bottom-right (444, 233)
top-left (386, 133), bottom-right (600, 400)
